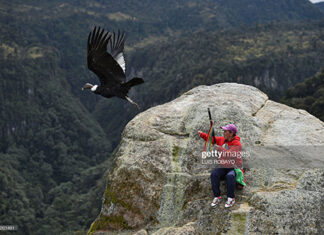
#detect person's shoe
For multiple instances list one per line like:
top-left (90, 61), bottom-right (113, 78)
top-left (225, 197), bottom-right (235, 208)
top-left (211, 196), bottom-right (221, 207)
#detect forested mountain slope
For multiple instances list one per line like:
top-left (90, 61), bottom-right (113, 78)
top-left (281, 70), bottom-right (324, 121)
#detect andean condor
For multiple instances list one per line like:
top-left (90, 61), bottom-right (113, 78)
top-left (82, 26), bottom-right (144, 109)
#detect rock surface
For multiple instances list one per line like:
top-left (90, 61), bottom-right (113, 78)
top-left (88, 83), bottom-right (324, 235)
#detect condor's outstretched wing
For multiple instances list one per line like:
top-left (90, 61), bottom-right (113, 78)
top-left (108, 30), bottom-right (126, 74)
top-left (87, 27), bottom-right (126, 85)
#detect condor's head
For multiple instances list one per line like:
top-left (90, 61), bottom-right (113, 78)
top-left (82, 83), bottom-right (98, 92)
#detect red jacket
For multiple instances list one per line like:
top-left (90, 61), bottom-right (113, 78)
top-left (199, 132), bottom-right (242, 168)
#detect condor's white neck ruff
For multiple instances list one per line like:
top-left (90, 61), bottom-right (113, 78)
top-left (91, 85), bottom-right (98, 92)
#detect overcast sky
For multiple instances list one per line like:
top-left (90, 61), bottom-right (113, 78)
top-left (310, 0), bottom-right (324, 3)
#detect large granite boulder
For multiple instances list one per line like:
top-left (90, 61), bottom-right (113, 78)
top-left (88, 83), bottom-right (324, 235)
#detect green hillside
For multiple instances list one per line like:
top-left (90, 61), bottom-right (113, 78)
top-left (130, 21), bottom-right (324, 105)
top-left (0, 42), bottom-right (113, 234)
top-left (281, 70), bottom-right (324, 121)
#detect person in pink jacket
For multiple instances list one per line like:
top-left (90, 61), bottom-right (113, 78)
top-left (198, 124), bottom-right (241, 208)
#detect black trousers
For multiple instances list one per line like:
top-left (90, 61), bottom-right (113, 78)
top-left (210, 168), bottom-right (236, 198)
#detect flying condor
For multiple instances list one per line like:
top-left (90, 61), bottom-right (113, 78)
top-left (82, 26), bottom-right (144, 109)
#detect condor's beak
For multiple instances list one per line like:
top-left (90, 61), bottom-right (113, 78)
top-left (82, 83), bottom-right (93, 91)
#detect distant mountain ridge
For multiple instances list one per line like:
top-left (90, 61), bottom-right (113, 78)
top-left (3, 0), bottom-right (324, 36)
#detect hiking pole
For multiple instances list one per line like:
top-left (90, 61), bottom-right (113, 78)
top-left (208, 108), bottom-right (216, 146)
top-left (208, 108), bottom-right (212, 125)
top-left (204, 108), bottom-right (216, 151)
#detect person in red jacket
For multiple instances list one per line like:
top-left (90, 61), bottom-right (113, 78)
top-left (198, 124), bottom-right (241, 208)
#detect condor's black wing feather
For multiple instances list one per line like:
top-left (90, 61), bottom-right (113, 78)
top-left (108, 30), bottom-right (126, 74)
top-left (87, 27), bottom-right (126, 85)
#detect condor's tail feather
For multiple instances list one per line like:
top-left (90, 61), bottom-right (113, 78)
top-left (122, 77), bottom-right (144, 92)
